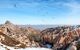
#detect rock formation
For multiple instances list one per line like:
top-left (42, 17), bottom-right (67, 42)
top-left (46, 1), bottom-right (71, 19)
top-left (0, 21), bottom-right (80, 50)
top-left (41, 26), bottom-right (80, 50)
top-left (0, 21), bottom-right (41, 49)
top-left (67, 41), bottom-right (77, 50)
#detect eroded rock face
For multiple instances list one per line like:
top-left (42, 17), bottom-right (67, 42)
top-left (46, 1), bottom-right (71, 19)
top-left (0, 21), bottom-right (80, 50)
top-left (0, 32), bottom-right (26, 48)
top-left (41, 26), bottom-right (80, 50)
top-left (0, 21), bottom-right (41, 48)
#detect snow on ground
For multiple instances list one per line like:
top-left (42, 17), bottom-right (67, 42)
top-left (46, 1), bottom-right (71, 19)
top-left (0, 47), bottom-right (52, 50)
top-left (0, 42), bottom-right (52, 50)
top-left (16, 48), bottom-right (52, 50)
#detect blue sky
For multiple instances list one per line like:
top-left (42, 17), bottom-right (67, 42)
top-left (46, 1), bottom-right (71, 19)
top-left (0, 0), bottom-right (80, 25)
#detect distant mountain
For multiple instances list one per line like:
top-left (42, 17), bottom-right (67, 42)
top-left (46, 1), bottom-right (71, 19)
top-left (18, 25), bottom-right (62, 31)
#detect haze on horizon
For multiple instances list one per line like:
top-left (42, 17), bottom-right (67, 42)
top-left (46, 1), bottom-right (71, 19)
top-left (0, 0), bottom-right (80, 25)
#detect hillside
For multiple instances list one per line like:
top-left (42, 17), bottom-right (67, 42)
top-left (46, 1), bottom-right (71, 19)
top-left (0, 21), bottom-right (80, 50)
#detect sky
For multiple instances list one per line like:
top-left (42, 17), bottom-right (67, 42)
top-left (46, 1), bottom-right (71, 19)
top-left (0, 0), bottom-right (80, 25)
